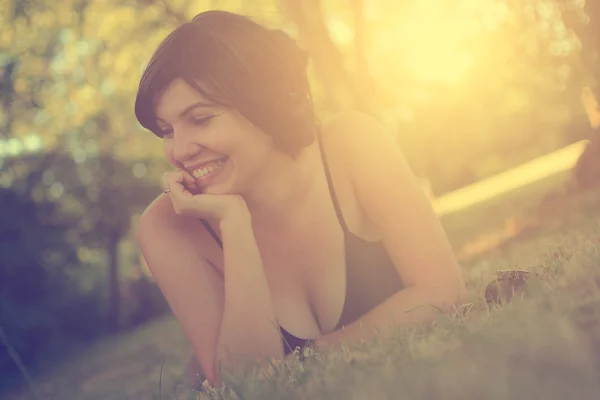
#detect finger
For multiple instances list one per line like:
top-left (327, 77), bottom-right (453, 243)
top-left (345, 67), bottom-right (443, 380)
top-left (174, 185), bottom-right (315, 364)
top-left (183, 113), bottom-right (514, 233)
top-left (165, 170), bottom-right (183, 190)
top-left (165, 170), bottom-right (192, 200)
top-left (181, 169), bottom-right (198, 190)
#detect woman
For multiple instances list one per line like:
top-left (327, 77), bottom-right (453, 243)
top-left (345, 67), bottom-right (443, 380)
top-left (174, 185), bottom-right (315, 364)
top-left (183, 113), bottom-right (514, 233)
top-left (134, 10), bottom-right (466, 388)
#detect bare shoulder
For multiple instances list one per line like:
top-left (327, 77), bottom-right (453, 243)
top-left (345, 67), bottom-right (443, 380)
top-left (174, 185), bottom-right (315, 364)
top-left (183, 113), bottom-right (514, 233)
top-left (320, 110), bottom-right (394, 155)
top-left (319, 110), bottom-right (396, 169)
top-left (318, 111), bottom-right (394, 238)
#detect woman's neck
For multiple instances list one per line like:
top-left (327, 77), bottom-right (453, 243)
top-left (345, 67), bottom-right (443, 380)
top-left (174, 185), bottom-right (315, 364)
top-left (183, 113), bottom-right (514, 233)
top-left (241, 145), bottom-right (321, 228)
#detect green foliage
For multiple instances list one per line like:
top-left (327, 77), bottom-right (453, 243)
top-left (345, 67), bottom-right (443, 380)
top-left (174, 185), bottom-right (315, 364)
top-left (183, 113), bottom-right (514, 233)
top-left (0, 185), bottom-right (103, 391)
top-left (0, 149), bottom-right (167, 392)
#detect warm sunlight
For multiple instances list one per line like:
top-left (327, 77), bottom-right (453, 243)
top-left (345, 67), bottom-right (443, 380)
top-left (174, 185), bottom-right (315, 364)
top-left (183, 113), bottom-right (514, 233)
top-left (433, 140), bottom-right (589, 216)
top-left (388, 0), bottom-right (509, 84)
top-left (6, 2), bottom-right (600, 398)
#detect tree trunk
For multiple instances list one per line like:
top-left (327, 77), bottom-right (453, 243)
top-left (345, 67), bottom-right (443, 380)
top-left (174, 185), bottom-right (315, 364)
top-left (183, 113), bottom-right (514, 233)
top-left (559, 1), bottom-right (600, 189)
top-left (280, 0), bottom-right (359, 112)
top-left (0, 59), bottom-right (18, 136)
top-left (349, 0), bottom-right (376, 113)
top-left (580, 0), bottom-right (600, 78)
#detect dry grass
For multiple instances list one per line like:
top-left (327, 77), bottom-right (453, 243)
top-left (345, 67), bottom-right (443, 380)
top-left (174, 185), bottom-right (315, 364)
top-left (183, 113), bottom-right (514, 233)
top-left (5, 184), bottom-right (600, 400)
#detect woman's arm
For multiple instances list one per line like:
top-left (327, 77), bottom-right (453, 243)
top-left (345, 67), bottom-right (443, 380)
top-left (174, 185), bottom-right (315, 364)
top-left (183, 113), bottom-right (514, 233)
top-left (314, 111), bottom-right (467, 350)
top-left (214, 206), bottom-right (284, 375)
top-left (138, 198), bottom-right (283, 386)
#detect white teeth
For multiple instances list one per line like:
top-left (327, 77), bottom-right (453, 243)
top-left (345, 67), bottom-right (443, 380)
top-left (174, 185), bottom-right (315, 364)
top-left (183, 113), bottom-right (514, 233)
top-left (192, 160), bottom-right (224, 179)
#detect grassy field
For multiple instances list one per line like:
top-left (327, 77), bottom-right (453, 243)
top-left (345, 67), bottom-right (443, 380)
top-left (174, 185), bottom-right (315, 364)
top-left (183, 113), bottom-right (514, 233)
top-left (5, 174), bottom-right (600, 400)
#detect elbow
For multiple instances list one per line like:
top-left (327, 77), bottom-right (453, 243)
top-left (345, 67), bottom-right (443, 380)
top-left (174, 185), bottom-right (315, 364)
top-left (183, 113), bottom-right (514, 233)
top-left (204, 372), bottom-right (220, 389)
top-left (185, 352), bottom-right (220, 390)
top-left (208, 349), bottom-right (224, 388)
top-left (200, 357), bottom-right (221, 389)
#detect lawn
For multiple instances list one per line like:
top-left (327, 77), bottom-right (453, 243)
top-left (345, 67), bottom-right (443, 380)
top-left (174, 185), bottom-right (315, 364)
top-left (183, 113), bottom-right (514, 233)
top-left (4, 174), bottom-right (600, 400)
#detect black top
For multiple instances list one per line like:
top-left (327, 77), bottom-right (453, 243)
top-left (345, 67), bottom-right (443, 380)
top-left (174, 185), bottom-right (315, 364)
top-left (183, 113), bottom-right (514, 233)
top-left (201, 129), bottom-right (404, 355)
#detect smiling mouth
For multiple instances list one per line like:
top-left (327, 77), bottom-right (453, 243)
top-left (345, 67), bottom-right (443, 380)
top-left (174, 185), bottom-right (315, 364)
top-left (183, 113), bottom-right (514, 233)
top-left (191, 157), bottom-right (227, 180)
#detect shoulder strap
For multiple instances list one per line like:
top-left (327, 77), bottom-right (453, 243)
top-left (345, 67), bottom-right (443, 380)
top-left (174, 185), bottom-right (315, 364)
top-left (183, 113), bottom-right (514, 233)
top-left (201, 219), bottom-right (222, 249)
top-left (316, 127), bottom-right (349, 232)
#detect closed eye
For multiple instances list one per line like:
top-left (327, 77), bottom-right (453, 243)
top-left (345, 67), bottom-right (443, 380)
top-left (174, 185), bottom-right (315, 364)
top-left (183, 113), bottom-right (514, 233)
top-left (158, 116), bottom-right (215, 138)
top-left (192, 115), bottom-right (215, 127)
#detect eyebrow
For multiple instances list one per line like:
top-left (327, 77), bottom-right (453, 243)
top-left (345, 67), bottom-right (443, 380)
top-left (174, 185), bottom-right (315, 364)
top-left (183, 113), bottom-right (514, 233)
top-left (156, 102), bottom-right (216, 123)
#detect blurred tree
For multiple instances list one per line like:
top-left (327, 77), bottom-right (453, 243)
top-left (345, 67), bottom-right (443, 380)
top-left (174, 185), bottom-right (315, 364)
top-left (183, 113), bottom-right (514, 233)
top-left (280, 0), bottom-right (378, 114)
top-left (0, 182), bottom-right (95, 392)
top-left (1, 0), bottom-right (171, 332)
top-left (559, 0), bottom-right (600, 83)
top-left (3, 148), bottom-right (159, 329)
top-left (349, 0), bottom-right (376, 111)
top-left (280, 0), bottom-right (355, 111)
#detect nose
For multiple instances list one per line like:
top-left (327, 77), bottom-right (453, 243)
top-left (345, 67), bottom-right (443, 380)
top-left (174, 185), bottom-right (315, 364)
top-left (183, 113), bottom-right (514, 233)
top-left (172, 133), bottom-right (201, 163)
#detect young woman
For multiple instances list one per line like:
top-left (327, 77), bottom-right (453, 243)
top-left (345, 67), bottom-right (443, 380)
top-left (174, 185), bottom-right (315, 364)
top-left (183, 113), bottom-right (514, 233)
top-left (134, 10), bottom-right (466, 388)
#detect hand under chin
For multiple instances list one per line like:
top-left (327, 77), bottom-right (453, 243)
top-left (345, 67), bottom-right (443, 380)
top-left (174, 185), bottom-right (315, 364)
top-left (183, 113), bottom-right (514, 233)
top-left (186, 184), bottom-right (205, 196)
top-left (185, 180), bottom-right (236, 197)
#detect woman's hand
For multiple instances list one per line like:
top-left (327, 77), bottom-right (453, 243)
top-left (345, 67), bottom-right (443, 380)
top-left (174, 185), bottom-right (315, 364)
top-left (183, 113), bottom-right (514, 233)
top-left (162, 170), bottom-right (247, 222)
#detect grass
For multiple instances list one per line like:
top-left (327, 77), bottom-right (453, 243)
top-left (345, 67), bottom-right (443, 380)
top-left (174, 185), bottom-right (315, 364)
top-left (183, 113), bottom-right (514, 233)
top-left (4, 179), bottom-right (600, 399)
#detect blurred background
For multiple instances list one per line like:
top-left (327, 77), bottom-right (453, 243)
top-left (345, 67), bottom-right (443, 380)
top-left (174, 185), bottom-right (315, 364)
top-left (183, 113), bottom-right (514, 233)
top-left (1, 0), bottom-right (600, 396)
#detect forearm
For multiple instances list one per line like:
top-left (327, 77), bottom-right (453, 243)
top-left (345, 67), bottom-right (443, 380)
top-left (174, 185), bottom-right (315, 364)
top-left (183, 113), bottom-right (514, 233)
top-left (314, 284), bottom-right (463, 350)
top-left (214, 212), bottom-right (283, 378)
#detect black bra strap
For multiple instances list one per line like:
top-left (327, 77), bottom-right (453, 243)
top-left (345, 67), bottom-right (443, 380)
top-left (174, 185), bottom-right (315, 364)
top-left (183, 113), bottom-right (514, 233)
top-left (316, 127), bottom-right (349, 232)
top-left (201, 219), bottom-right (222, 249)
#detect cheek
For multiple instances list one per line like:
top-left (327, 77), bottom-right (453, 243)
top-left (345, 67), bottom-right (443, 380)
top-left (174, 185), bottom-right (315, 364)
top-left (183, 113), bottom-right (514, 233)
top-left (227, 141), bottom-right (264, 166)
top-left (163, 141), bottom-right (176, 164)
top-left (236, 149), bottom-right (272, 175)
top-left (209, 141), bottom-right (231, 156)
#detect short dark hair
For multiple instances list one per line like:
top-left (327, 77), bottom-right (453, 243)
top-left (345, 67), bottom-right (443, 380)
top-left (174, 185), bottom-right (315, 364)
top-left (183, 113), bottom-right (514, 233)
top-left (134, 10), bottom-right (318, 155)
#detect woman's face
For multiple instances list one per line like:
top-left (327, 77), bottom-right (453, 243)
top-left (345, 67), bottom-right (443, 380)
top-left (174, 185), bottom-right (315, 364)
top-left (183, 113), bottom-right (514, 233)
top-left (154, 78), bottom-right (277, 195)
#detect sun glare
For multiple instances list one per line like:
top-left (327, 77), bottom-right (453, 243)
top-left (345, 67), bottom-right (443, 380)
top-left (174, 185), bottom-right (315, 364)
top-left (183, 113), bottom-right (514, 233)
top-left (391, 0), bottom-right (508, 84)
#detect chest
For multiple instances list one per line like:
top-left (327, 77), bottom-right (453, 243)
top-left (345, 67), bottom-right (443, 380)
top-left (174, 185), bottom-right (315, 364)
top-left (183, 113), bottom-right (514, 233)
top-left (254, 207), bottom-right (348, 338)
